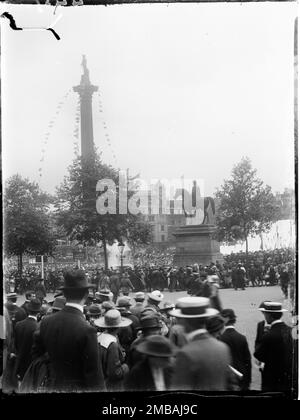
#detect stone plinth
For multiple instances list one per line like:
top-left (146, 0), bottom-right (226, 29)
top-left (173, 224), bottom-right (223, 267)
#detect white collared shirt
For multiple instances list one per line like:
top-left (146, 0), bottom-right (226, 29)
top-left (271, 319), bottom-right (283, 327)
top-left (28, 315), bottom-right (38, 321)
top-left (224, 325), bottom-right (235, 330)
top-left (151, 366), bottom-right (166, 391)
top-left (187, 328), bottom-right (207, 342)
top-left (65, 303), bottom-right (84, 313)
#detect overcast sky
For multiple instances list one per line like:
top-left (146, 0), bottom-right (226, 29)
top-left (1, 2), bottom-right (296, 196)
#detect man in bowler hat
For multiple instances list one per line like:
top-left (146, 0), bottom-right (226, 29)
top-left (32, 269), bottom-right (105, 392)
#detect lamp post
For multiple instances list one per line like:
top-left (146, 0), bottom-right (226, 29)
top-left (118, 241), bottom-right (125, 274)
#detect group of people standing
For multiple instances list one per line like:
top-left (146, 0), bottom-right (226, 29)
top-left (2, 268), bottom-right (295, 395)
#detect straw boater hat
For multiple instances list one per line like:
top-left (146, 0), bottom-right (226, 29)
top-left (94, 309), bottom-right (132, 329)
top-left (169, 297), bottom-right (218, 318)
top-left (258, 302), bottom-right (288, 313)
top-left (147, 290), bottom-right (164, 303)
top-left (136, 335), bottom-right (176, 358)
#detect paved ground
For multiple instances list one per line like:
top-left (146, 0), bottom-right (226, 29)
top-left (16, 284), bottom-right (290, 390)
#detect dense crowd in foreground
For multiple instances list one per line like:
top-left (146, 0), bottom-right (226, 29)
top-left (2, 266), bottom-right (296, 395)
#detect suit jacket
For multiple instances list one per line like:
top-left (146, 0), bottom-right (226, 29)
top-left (254, 321), bottom-right (293, 392)
top-left (254, 320), bottom-right (270, 352)
top-left (125, 358), bottom-right (173, 391)
top-left (220, 327), bottom-right (252, 389)
top-left (171, 332), bottom-right (231, 391)
top-left (15, 317), bottom-right (39, 380)
top-left (32, 305), bottom-right (105, 392)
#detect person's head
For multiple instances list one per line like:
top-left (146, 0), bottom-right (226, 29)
top-left (61, 269), bottom-right (93, 304)
top-left (87, 304), bottom-right (102, 320)
top-left (147, 291), bottom-right (164, 306)
top-left (94, 309), bottom-right (132, 336)
top-left (140, 315), bottom-right (162, 337)
top-left (27, 298), bottom-right (42, 316)
top-left (7, 293), bottom-right (17, 303)
top-left (221, 309), bottom-right (237, 326)
top-left (258, 301), bottom-right (287, 324)
top-left (25, 291), bottom-right (35, 301)
top-left (134, 292), bottom-right (145, 303)
top-left (136, 335), bottom-right (175, 369)
top-left (116, 296), bottom-right (131, 310)
top-left (206, 315), bottom-right (225, 339)
top-left (169, 297), bottom-right (218, 334)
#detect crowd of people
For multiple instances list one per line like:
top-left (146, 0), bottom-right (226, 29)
top-left (2, 266), bottom-right (296, 394)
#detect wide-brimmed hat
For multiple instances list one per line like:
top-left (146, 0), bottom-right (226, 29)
top-left (134, 292), bottom-right (145, 301)
top-left (94, 309), bottom-right (132, 329)
top-left (116, 296), bottom-right (131, 308)
top-left (206, 315), bottom-right (225, 334)
top-left (169, 297), bottom-right (218, 318)
top-left (136, 335), bottom-right (176, 358)
top-left (52, 297), bottom-right (66, 311)
top-left (148, 290), bottom-right (164, 302)
top-left (97, 289), bottom-right (112, 297)
top-left (27, 298), bottom-right (42, 313)
top-left (59, 270), bottom-right (93, 290)
top-left (87, 304), bottom-right (102, 316)
top-left (258, 302), bottom-right (287, 313)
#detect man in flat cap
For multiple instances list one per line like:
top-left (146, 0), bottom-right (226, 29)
top-left (32, 269), bottom-right (105, 392)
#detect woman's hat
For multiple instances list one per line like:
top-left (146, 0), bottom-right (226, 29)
top-left (258, 302), bottom-right (288, 313)
top-left (148, 290), bottom-right (164, 302)
top-left (27, 298), bottom-right (42, 313)
top-left (59, 270), bottom-right (94, 290)
top-left (87, 304), bottom-right (102, 316)
top-left (136, 335), bottom-right (176, 358)
top-left (169, 297), bottom-right (218, 318)
top-left (94, 309), bottom-right (132, 329)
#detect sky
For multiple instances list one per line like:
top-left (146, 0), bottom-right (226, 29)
top-left (1, 2), bottom-right (297, 196)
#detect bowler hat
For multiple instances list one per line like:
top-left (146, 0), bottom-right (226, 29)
top-left (136, 335), bottom-right (176, 358)
top-left (59, 270), bottom-right (93, 290)
top-left (258, 301), bottom-right (287, 313)
top-left (169, 297), bottom-right (218, 318)
top-left (52, 297), bottom-right (66, 311)
top-left (148, 290), bottom-right (164, 302)
top-left (87, 304), bottom-right (102, 316)
top-left (206, 316), bottom-right (225, 334)
top-left (221, 309), bottom-right (237, 323)
top-left (94, 309), bottom-right (132, 329)
top-left (27, 298), bottom-right (42, 313)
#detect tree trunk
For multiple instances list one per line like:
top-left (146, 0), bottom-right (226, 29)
top-left (245, 235), bottom-right (249, 275)
top-left (102, 234), bottom-right (108, 271)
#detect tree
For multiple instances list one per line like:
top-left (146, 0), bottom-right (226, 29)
top-left (54, 152), bottom-right (152, 269)
top-left (4, 174), bottom-right (55, 275)
top-left (215, 157), bottom-right (280, 260)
